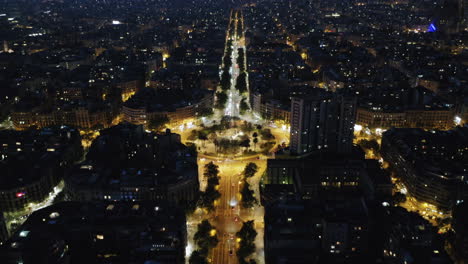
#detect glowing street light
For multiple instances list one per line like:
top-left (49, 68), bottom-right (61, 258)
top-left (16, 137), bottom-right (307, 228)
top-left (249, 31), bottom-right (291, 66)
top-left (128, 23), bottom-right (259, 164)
top-left (454, 116), bottom-right (462, 125)
top-left (354, 124), bottom-right (363, 133)
top-left (210, 229), bottom-right (217, 236)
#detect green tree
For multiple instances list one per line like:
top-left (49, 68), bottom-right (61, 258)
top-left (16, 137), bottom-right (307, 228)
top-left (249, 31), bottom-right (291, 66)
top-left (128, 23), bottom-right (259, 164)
top-left (240, 181), bottom-right (257, 208)
top-left (194, 220), bottom-right (219, 250)
top-left (190, 220), bottom-right (219, 263)
top-left (215, 91), bottom-right (228, 109)
top-left (252, 132), bottom-right (258, 150)
top-left (220, 70), bottom-right (231, 91)
top-left (239, 138), bottom-right (251, 150)
top-left (358, 139), bottom-right (380, 152)
top-left (187, 130), bottom-right (198, 141)
top-left (253, 138), bottom-right (258, 150)
top-left (236, 72), bottom-right (248, 93)
top-left (204, 162), bottom-right (219, 179)
top-left (237, 19), bottom-right (243, 38)
top-left (236, 220), bottom-right (257, 262)
top-left (237, 48), bottom-right (245, 71)
top-left (237, 220), bottom-right (257, 242)
top-left (198, 131), bottom-right (208, 147)
top-left (260, 128), bottom-right (274, 141)
top-left (189, 250), bottom-right (209, 264)
top-left (393, 192), bottom-right (407, 204)
top-left (240, 98), bottom-right (249, 115)
top-left (243, 162), bottom-right (258, 178)
top-left (223, 54), bottom-right (232, 69)
top-left (240, 121), bottom-right (254, 133)
top-left (147, 115), bottom-right (169, 131)
top-left (200, 162), bottom-right (221, 210)
top-left (198, 107), bottom-right (213, 118)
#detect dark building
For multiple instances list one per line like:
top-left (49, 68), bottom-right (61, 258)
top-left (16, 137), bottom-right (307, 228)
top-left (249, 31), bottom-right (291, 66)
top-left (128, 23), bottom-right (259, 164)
top-left (436, 0), bottom-right (465, 34)
top-left (65, 124), bottom-right (199, 208)
top-left (0, 201), bottom-right (187, 264)
top-left (264, 196), bottom-right (370, 264)
top-left (290, 89), bottom-right (356, 155)
top-left (264, 193), bottom-right (450, 264)
top-left (0, 213), bottom-right (8, 246)
top-left (263, 149), bottom-right (392, 203)
top-left (264, 198), bottom-right (322, 264)
top-left (0, 127), bottom-right (83, 212)
top-left (381, 126), bottom-right (468, 211)
top-left (452, 201), bottom-right (468, 263)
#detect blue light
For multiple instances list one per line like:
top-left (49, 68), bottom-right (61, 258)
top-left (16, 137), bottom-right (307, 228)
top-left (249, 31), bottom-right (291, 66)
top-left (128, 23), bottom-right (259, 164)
top-left (427, 23), bottom-right (437, 32)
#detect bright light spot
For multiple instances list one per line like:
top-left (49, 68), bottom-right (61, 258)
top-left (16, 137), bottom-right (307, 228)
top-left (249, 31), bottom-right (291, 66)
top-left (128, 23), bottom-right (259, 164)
top-left (112, 20), bottom-right (122, 25)
top-left (454, 116), bottom-right (462, 125)
top-left (375, 128), bottom-right (384, 135)
top-left (19, 230), bottom-right (30, 237)
top-left (49, 212), bottom-right (60, 219)
top-left (229, 199), bottom-right (237, 207)
top-left (354, 124), bottom-right (363, 132)
top-left (382, 202), bottom-right (390, 207)
top-left (400, 186), bottom-right (408, 195)
top-left (210, 229), bottom-right (217, 236)
top-left (185, 241), bottom-right (193, 258)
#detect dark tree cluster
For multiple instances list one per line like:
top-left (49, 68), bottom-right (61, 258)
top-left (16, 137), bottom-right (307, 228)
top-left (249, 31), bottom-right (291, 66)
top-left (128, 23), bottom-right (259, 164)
top-left (189, 220), bottom-right (219, 264)
top-left (237, 48), bottom-right (245, 72)
top-left (199, 162), bottom-right (221, 211)
top-left (236, 18), bottom-right (243, 39)
top-left (240, 162), bottom-right (258, 208)
top-left (215, 91), bottom-right (228, 109)
top-left (243, 162), bottom-right (258, 178)
top-left (236, 220), bottom-right (258, 264)
top-left (147, 115), bottom-right (169, 131)
top-left (240, 98), bottom-right (249, 115)
top-left (236, 72), bottom-right (248, 94)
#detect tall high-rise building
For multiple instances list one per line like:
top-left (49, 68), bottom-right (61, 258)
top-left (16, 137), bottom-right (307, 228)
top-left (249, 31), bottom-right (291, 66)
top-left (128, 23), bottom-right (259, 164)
top-left (290, 89), bottom-right (356, 155)
top-left (436, 0), bottom-right (465, 34)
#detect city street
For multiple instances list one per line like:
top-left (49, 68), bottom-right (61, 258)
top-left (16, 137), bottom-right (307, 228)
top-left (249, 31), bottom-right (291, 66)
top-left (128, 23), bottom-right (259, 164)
top-left (185, 11), bottom-right (272, 264)
top-left (200, 157), bottom-right (267, 264)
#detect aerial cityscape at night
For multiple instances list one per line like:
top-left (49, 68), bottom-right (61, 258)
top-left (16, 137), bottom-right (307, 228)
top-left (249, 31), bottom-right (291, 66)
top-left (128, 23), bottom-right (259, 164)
top-left (0, 0), bottom-right (467, 263)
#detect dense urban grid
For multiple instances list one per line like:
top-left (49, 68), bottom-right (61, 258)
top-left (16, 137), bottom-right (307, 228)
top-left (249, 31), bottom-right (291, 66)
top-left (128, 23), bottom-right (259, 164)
top-left (0, 0), bottom-right (467, 263)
